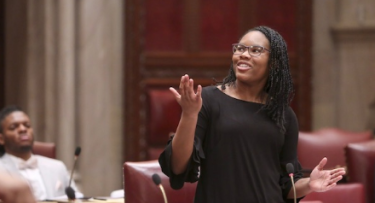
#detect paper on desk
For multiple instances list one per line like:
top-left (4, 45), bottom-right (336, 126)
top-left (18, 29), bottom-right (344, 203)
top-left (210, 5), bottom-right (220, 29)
top-left (88, 197), bottom-right (124, 203)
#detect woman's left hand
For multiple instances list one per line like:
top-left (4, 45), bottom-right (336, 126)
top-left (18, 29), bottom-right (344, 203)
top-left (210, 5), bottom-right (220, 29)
top-left (308, 157), bottom-right (346, 192)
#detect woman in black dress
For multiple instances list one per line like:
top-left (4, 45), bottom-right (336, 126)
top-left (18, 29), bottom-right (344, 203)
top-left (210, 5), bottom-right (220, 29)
top-left (159, 26), bottom-right (345, 203)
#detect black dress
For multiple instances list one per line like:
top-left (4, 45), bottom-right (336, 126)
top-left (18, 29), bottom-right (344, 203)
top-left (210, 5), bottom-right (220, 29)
top-left (159, 86), bottom-right (303, 203)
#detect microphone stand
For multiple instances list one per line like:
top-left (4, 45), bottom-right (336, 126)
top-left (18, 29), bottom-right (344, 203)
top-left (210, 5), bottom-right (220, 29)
top-left (66, 147), bottom-right (81, 201)
top-left (152, 173), bottom-right (168, 203)
top-left (289, 173), bottom-right (297, 203)
top-left (286, 163), bottom-right (296, 203)
top-left (158, 184), bottom-right (168, 203)
top-left (69, 155), bottom-right (78, 186)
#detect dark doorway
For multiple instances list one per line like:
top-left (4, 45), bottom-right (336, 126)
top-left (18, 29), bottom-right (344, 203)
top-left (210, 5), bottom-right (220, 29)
top-left (0, 0), bottom-right (5, 108)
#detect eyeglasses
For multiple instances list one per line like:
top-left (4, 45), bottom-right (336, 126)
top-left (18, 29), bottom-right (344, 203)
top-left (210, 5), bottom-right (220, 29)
top-left (232, 43), bottom-right (271, 57)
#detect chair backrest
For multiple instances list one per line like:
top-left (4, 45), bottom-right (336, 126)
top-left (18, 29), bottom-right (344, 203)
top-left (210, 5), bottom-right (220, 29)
top-left (302, 183), bottom-right (365, 203)
top-left (345, 140), bottom-right (375, 203)
top-left (124, 160), bottom-right (197, 203)
top-left (298, 128), bottom-right (372, 170)
top-left (146, 88), bottom-right (181, 160)
top-left (32, 141), bottom-right (56, 159)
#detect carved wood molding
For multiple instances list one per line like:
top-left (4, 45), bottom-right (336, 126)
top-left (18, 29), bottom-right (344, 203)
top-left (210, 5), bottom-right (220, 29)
top-left (143, 52), bottom-right (232, 68)
top-left (0, 0), bottom-right (4, 108)
top-left (142, 77), bottom-right (217, 88)
top-left (332, 24), bottom-right (375, 41)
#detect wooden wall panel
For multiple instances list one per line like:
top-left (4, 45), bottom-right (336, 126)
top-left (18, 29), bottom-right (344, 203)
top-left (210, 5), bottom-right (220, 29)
top-left (255, 0), bottom-right (297, 52)
top-left (145, 0), bottom-right (183, 51)
top-left (124, 0), bottom-right (312, 161)
top-left (0, 0), bottom-right (4, 108)
top-left (294, 0), bottom-right (312, 131)
top-left (200, 0), bottom-right (239, 51)
top-left (124, 0), bottom-right (143, 162)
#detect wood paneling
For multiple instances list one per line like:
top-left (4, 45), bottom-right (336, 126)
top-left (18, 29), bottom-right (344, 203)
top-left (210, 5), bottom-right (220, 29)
top-left (294, 0), bottom-right (312, 130)
top-left (183, 0), bottom-right (200, 52)
top-left (144, 52), bottom-right (231, 69)
top-left (0, 0), bottom-right (4, 108)
top-left (124, 0), bottom-right (312, 161)
top-left (238, 0), bottom-right (257, 35)
top-left (123, 0), bottom-right (143, 162)
top-left (255, 0), bottom-right (297, 52)
top-left (145, 0), bottom-right (183, 51)
top-left (200, 0), bottom-right (239, 51)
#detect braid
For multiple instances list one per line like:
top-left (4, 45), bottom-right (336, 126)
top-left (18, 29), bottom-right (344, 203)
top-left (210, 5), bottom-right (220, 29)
top-left (219, 26), bottom-right (294, 134)
top-left (221, 64), bottom-right (236, 90)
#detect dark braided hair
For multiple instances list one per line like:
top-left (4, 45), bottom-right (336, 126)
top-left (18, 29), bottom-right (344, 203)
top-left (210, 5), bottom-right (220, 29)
top-left (220, 26), bottom-right (294, 134)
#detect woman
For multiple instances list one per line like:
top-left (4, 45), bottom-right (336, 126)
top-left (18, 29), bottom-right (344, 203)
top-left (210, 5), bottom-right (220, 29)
top-left (159, 26), bottom-right (345, 203)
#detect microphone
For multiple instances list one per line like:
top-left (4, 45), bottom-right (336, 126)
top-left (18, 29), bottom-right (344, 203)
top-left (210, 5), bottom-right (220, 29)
top-left (65, 187), bottom-right (75, 201)
top-left (286, 163), bottom-right (296, 203)
top-left (152, 173), bottom-right (168, 203)
top-left (65, 147), bottom-right (81, 201)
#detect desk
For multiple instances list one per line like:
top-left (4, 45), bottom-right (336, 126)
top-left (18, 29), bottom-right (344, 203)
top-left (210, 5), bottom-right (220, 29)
top-left (38, 198), bottom-right (124, 203)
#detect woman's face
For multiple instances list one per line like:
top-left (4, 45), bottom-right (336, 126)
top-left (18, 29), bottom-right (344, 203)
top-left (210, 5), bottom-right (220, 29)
top-left (232, 30), bottom-right (270, 87)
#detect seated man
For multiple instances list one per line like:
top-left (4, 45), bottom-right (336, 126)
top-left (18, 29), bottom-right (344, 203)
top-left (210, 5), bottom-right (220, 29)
top-left (0, 105), bottom-right (82, 201)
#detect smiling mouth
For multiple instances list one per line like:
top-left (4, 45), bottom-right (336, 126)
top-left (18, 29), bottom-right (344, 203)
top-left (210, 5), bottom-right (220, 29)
top-left (237, 63), bottom-right (251, 70)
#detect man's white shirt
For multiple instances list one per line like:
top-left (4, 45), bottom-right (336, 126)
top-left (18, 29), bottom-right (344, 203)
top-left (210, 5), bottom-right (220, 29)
top-left (0, 153), bottom-right (83, 201)
top-left (7, 154), bottom-right (47, 200)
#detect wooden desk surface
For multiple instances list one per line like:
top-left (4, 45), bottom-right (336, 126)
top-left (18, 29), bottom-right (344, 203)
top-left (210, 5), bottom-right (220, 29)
top-left (38, 198), bottom-right (124, 203)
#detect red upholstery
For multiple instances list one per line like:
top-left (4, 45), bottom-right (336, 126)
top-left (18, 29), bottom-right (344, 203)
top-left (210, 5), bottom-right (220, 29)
top-left (32, 141), bottom-right (56, 159)
top-left (302, 183), bottom-right (365, 203)
top-left (148, 147), bottom-right (166, 160)
top-left (346, 140), bottom-right (375, 203)
top-left (300, 201), bottom-right (323, 203)
top-left (146, 89), bottom-right (181, 160)
top-left (124, 160), bottom-right (197, 203)
top-left (298, 128), bottom-right (372, 170)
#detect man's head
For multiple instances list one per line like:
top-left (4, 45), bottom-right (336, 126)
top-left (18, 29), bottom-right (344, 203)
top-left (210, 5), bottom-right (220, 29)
top-left (0, 105), bottom-right (34, 158)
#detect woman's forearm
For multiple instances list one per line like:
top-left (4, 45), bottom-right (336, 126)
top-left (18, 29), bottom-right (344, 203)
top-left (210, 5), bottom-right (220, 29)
top-left (287, 177), bottom-right (312, 199)
top-left (171, 112), bottom-right (198, 174)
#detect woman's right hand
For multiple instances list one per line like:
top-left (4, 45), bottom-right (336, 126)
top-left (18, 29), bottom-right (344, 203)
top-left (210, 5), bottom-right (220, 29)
top-left (169, 74), bottom-right (202, 116)
top-left (169, 74), bottom-right (202, 174)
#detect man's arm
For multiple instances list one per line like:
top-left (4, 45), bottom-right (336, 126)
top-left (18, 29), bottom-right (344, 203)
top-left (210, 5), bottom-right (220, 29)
top-left (0, 171), bottom-right (36, 203)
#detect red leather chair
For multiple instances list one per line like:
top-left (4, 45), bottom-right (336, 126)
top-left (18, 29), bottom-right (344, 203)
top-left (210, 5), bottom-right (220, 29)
top-left (124, 160), bottom-right (196, 203)
top-left (298, 128), bottom-right (372, 171)
top-left (32, 141), bottom-right (56, 159)
top-left (345, 140), bottom-right (375, 203)
top-left (297, 128), bottom-right (369, 203)
top-left (302, 183), bottom-right (365, 203)
top-left (146, 88), bottom-right (181, 160)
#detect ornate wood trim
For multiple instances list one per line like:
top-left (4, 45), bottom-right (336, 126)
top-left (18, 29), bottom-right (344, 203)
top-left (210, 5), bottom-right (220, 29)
top-left (239, 0), bottom-right (257, 34)
top-left (331, 25), bottom-right (375, 41)
top-left (0, 0), bottom-right (4, 108)
top-left (295, 0), bottom-right (312, 131)
top-left (183, 0), bottom-right (200, 52)
top-left (144, 52), bottom-right (231, 68)
top-left (123, 0), bottom-right (143, 161)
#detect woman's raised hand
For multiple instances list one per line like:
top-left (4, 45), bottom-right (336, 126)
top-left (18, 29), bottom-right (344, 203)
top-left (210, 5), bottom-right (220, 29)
top-left (169, 74), bottom-right (202, 116)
